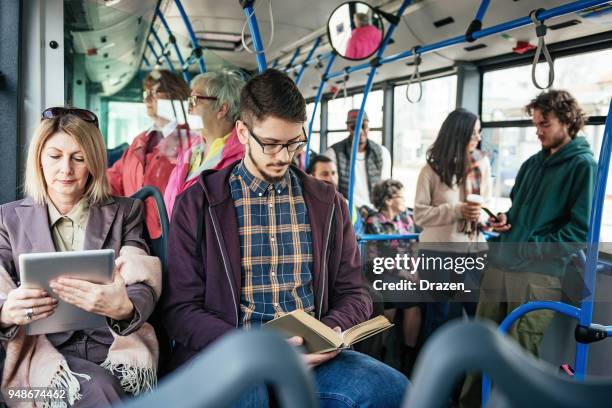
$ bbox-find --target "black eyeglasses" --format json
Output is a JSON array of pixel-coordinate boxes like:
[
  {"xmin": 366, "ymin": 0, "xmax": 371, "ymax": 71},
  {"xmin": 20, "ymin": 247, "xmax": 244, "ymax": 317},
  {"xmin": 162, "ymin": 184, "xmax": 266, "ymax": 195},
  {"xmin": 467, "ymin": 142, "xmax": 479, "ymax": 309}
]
[
  {"xmin": 247, "ymin": 125, "xmax": 308, "ymax": 155},
  {"xmin": 189, "ymin": 94, "xmax": 218, "ymax": 107},
  {"xmin": 41, "ymin": 107, "xmax": 99, "ymax": 128}
]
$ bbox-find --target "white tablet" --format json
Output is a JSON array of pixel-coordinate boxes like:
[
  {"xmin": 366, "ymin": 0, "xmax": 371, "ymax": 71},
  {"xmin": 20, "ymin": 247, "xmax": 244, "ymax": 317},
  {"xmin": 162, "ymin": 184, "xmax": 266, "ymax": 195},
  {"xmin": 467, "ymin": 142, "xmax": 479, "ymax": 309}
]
[{"xmin": 19, "ymin": 249, "xmax": 115, "ymax": 335}]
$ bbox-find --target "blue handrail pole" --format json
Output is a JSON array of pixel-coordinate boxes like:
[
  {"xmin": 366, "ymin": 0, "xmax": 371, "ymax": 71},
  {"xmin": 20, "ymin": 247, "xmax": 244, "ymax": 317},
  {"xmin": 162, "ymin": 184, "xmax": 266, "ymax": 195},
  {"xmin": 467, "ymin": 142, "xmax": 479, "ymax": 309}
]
[
  {"xmin": 357, "ymin": 233, "xmax": 420, "ymax": 242},
  {"xmin": 346, "ymin": 0, "xmax": 413, "ymax": 219},
  {"xmin": 147, "ymin": 42, "xmax": 161, "ymax": 66},
  {"xmin": 482, "ymin": 301, "xmax": 583, "ymax": 406},
  {"xmin": 174, "ymin": 0, "xmax": 206, "ymax": 73},
  {"xmin": 156, "ymin": 9, "xmax": 190, "ymax": 82},
  {"xmin": 575, "ymin": 98, "xmax": 612, "ymax": 377},
  {"xmin": 295, "ymin": 37, "xmax": 322, "ymax": 85},
  {"xmin": 151, "ymin": 29, "xmax": 176, "ymax": 71},
  {"xmin": 143, "ymin": 55, "xmax": 152, "ymax": 69},
  {"xmin": 304, "ymin": 53, "xmax": 337, "ymax": 168},
  {"xmin": 243, "ymin": 5, "xmax": 268, "ymax": 72},
  {"xmin": 287, "ymin": 52, "xmax": 333, "ymax": 74},
  {"xmin": 326, "ymin": 0, "xmax": 610, "ymax": 80},
  {"xmin": 475, "ymin": 0, "xmax": 491, "ymax": 22},
  {"xmin": 285, "ymin": 47, "xmax": 302, "ymax": 72}
]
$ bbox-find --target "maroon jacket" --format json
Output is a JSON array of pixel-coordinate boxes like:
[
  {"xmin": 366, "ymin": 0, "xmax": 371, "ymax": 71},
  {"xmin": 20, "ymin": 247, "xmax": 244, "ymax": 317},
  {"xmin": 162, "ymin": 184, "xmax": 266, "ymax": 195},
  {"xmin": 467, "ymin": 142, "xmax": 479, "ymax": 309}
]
[{"xmin": 163, "ymin": 162, "xmax": 372, "ymax": 369}]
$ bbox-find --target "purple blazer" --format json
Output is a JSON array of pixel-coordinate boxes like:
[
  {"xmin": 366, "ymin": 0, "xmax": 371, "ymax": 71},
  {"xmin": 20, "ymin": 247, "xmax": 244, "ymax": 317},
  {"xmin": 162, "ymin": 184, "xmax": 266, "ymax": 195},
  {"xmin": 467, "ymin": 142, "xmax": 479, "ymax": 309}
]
[
  {"xmin": 163, "ymin": 162, "xmax": 372, "ymax": 369},
  {"xmin": 0, "ymin": 196, "xmax": 156, "ymax": 346}
]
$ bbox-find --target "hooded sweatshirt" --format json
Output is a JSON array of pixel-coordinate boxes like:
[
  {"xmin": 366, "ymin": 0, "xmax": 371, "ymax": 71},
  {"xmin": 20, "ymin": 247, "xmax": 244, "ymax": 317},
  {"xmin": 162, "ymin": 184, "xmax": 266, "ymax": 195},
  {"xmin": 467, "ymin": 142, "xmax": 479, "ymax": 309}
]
[{"xmin": 490, "ymin": 136, "xmax": 597, "ymax": 276}]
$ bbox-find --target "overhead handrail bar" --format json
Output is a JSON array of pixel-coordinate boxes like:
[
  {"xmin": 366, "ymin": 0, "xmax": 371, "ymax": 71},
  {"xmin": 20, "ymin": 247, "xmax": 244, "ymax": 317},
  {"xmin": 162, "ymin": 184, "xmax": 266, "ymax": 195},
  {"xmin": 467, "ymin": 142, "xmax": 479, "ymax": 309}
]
[
  {"xmin": 174, "ymin": 0, "xmax": 206, "ymax": 73},
  {"xmin": 241, "ymin": 0, "xmax": 268, "ymax": 72},
  {"xmin": 147, "ymin": 41, "xmax": 162, "ymax": 66},
  {"xmin": 285, "ymin": 46, "xmax": 302, "ymax": 72},
  {"xmin": 530, "ymin": 9, "xmax": 555, "ymax": 89},
  {"xmin": 304, "ymin": 53, "xmax": 337, "ymax": 167},
  {"xmin": 143, "ymin": 55, "xmax": 152, "ymax": 69},
  {"xmin": 295, "ymin": 38, "xmax": 322, "ymax": 85},
  {"xmin": 325, "ymin": 0, "xmax": 610, "ymax": 81},
  {"xmin": 347, "ymin": 0, "xmax": 413, "ymax": 219},
  {"xmin": 156, "ymin": 9, "xmax": 190, "ymax": 82},
  {"xmin": 151, "ymin": 28, "xmax": 176, "ymax": 71},
  {"xmin": 286, "ymin": 52, "xmax": 333, "ymax": 75}
]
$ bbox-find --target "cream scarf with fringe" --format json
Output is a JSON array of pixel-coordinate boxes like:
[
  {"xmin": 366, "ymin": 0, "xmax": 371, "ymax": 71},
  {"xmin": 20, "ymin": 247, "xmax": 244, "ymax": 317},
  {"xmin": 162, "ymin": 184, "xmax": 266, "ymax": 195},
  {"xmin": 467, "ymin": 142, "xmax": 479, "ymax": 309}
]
[{"xmin": 0, "ymin": 246, "xmax": 161, "ymax": 407}]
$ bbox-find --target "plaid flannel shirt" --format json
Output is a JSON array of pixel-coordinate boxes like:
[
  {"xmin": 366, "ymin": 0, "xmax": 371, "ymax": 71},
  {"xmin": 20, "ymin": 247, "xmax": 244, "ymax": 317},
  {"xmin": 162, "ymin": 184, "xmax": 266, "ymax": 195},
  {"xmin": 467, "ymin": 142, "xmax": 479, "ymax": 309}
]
[{"xmin": 230, "ymin": 162, "xmax": 315, "ymax": 329}]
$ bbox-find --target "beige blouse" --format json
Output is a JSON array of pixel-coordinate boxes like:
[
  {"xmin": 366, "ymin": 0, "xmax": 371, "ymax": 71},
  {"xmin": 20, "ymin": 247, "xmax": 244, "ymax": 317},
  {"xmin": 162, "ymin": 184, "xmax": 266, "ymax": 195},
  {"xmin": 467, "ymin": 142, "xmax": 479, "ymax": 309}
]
[
  {"xmin": 414, "ymin": 156, "xmax": 491, "ymax": 249},
  {"xmin": 47, "ymin": 199, "xmax": 89, "ymax": 252}
]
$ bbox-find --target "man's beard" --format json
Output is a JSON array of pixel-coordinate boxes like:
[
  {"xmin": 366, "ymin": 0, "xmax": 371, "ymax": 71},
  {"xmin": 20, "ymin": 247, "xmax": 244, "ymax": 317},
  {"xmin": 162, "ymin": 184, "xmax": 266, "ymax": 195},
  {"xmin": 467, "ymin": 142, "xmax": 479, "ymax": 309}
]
[{"xmin": 247, "ymin": 148, "xmax": 290, "ymax": 183}]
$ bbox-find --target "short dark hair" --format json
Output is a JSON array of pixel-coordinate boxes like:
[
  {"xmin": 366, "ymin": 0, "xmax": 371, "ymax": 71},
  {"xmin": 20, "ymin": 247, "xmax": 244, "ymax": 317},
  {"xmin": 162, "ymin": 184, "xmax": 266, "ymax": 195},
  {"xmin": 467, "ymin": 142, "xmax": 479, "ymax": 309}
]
[
  {"xmin": 239, "ymin": 69, "xmax": 306, "ymax": 125},
  {"xmin": 525, "ymin": 89, "xmax": 586, "ymax": 138},
  {"xmin": 306, "ymin": 155, "xmax": 333, "ymax": 175},
  {"xmin": 372, "ymin": 179, "xmax": 404, "ymax": 212}
]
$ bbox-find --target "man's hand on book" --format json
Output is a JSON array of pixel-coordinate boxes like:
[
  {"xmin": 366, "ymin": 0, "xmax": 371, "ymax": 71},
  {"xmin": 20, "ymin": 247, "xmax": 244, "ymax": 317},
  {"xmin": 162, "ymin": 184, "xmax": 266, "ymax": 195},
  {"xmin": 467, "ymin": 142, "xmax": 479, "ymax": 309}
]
[{"xmin": 287, "ymin": 326, "xmax": 342, "ymax": 368}]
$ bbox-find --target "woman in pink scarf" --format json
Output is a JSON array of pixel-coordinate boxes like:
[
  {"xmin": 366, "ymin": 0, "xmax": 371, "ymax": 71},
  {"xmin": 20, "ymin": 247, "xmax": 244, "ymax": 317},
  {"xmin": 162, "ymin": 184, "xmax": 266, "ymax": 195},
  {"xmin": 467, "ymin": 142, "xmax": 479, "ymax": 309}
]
[{"xmin": 164, "ymin": 71, "xmax": 246, "ymax": 217}]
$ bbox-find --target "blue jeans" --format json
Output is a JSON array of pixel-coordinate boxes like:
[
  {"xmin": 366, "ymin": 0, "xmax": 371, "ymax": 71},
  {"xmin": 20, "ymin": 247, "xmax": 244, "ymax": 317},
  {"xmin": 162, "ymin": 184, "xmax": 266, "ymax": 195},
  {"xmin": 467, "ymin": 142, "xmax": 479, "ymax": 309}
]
[{"xmin": 235, "ymin": 350, "xmax": 409, "ymax": 407}]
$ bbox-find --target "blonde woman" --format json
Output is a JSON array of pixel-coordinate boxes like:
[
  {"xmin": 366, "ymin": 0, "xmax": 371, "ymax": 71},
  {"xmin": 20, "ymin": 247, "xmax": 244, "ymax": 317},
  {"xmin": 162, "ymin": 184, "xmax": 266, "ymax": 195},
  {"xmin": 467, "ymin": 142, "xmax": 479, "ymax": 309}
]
[{"xmin": 0, "ymin": 108, "xmax": 161, "ymax": 406}]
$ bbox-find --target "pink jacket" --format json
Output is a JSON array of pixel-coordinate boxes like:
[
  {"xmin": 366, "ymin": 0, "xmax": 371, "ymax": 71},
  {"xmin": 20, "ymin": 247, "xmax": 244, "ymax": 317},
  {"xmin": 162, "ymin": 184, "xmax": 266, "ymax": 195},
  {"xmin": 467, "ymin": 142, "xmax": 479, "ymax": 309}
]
[
  {"xmin": 345, "ymin": 25, "xmax": 383, "ymax": 59},
  {"xmin": 164, "ymin": 128, "xmax": 244, "ymax": 217}
]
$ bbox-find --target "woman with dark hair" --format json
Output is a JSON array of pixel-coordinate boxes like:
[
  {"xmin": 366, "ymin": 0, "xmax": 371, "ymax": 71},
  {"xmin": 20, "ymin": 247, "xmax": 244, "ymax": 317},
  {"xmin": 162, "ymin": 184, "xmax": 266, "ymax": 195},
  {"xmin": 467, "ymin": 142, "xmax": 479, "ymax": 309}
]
[
  {"xmin": 414, "ymin": 108, "xmax": 491, "ymax": 340},
  {"xmin": 365, "ymin": 179, "xmax": 420, "ymax": 375}
]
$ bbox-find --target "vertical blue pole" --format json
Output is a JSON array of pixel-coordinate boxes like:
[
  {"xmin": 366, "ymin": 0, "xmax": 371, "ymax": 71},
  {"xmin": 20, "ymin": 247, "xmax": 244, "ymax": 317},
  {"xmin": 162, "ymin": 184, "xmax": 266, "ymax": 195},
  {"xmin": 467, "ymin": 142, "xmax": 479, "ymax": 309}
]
[
  {"xmin": 295, "ymin": 37, "xmax": 321, "ymax": 85},
  {"xmin": 305, "ymin": 53, "xmax": 337, "ymax": 168},
  {"xmin": 475, "ymin": 0, "xmax": 491, "ymax": 21},
  {"xmin": 574, "ymin": 98, "xmax": 612, "ymax": 377},
  {"xmin": 156, "ymin": 9, "xmax": 190, "ymax": 82},
  {"xmin": 174, "ymin": 0, "xmax": 206, "ymax": 73},
  {"xmin": 347, "ymin": 0, "xmax": 413, "ymax": 218},
  {"xmin": 151, "ymin": 29, "xmax": 176, "ymax": 71},
  {"xmin": 243, "ymin": 6, "xmax": 268, "ymax": 72}
]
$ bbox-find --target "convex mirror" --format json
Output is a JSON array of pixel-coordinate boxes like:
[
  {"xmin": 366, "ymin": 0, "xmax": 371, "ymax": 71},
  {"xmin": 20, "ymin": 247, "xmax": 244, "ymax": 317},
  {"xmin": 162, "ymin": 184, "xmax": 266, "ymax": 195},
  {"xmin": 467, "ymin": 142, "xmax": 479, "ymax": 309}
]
[{"xmin": 327, "ymin": 1, "xmax": 384, "ymax": 61}]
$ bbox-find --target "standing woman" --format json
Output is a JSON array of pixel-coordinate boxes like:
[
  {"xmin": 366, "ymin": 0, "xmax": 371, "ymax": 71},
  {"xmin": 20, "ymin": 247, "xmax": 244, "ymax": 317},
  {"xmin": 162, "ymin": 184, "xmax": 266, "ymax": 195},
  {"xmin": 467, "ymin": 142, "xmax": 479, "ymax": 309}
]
[
  {"xmin": 0, "ymin": 109, "xmax": 161, "ymax": 406},
  {"xmin": 414, "ymin": 108, "xmax": 491, "ymax": 340}
]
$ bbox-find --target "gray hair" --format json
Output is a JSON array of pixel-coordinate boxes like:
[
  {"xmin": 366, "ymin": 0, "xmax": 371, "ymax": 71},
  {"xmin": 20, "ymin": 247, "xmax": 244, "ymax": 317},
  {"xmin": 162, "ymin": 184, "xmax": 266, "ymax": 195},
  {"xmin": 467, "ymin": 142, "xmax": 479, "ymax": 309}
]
[{"xmin": 191, "ymin": 70, "xmax": 245, "ymax": 123}]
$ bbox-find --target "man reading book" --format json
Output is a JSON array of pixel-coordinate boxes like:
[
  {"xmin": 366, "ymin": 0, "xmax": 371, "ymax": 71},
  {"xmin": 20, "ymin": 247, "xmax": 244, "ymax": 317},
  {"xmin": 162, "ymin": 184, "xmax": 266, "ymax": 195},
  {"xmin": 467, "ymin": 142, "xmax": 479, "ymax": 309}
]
[{"xmin": 163, "ymin": 69, "xmax": 408, "ymax": 407}]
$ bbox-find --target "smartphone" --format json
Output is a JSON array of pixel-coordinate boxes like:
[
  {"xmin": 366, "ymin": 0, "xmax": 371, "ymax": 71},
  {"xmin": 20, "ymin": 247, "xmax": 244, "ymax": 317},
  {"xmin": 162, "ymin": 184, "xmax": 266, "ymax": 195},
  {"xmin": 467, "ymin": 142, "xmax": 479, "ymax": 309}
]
[{"xmin": 482, "ymin": 207, "xmax": 499, "ymax": 222}]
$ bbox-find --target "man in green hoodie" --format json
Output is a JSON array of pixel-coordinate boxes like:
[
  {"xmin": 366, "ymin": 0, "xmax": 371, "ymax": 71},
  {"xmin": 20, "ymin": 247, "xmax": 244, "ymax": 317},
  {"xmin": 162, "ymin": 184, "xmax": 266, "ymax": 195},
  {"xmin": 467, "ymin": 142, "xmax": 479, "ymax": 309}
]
[{"xmin": 460, "ymin": 90, "xmax": 596, "ymax": 407}]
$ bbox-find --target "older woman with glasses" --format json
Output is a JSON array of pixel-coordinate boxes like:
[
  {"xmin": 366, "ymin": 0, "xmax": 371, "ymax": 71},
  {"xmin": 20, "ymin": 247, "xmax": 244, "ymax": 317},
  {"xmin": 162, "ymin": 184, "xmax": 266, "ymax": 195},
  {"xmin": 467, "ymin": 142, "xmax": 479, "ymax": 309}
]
[
  {"xmin": 107, "ymin": 69, "xmax": 196, "ymax": 239},
  {"xmin": 364, "ymin": 179, "xmax": 421, "ymax": 375},
  {"xmin": 0, "ymin": 108, "xmax": 161, "ymax": 406},
  {"xmin": 164, "ymin": 70, "xmax": 246, "ymax": 217}
]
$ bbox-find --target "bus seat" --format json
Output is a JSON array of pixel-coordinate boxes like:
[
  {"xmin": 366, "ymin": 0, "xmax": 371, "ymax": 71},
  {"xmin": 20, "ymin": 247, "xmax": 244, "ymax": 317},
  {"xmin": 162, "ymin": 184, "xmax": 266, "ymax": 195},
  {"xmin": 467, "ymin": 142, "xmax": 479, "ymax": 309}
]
[
  {"xmin": 403, "ymin": 320, "xmax": 612, "ymax": 408},
  {"xmin": 107, "ymin": 142, "xmax": 128, "ymax": 167},
  {"xmin": 130, "ymin": 186, "xmax": 171, "ymax": 377},
  {"xmin": 124, "ymin": 330, "xmax": 317, "ymax": 408}
]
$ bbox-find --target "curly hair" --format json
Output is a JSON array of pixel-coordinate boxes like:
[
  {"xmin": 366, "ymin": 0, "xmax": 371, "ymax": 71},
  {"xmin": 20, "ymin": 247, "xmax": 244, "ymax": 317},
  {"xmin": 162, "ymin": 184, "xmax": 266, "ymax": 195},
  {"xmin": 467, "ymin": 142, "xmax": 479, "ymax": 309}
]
[
  {"xmin": 372, "ymin": 179, "xmax": 404, "ymax": 212},
  {"xmin": 525, "ymin": 90, "xmax": 586, "ymax": 138}
]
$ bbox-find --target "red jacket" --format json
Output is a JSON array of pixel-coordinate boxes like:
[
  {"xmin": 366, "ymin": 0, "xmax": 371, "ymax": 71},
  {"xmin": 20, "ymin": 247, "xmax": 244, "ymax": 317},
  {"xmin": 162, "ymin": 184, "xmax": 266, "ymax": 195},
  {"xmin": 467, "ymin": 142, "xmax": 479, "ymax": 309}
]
[
  {"xmin": 162, "ymin": 163, "xmax": 372, "ymax": 369},
  {"xmin": 107, "ymin": 128, "xmax": 197, "ymax": 238}
]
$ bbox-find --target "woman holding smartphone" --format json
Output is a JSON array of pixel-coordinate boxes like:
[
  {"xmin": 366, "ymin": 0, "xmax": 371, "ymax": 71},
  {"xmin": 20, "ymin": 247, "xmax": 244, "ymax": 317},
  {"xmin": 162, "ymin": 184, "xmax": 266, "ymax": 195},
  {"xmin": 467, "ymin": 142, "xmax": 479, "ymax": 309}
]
[{"xmin": 414, "ymin": 108, "xmax": 492, "ymax": 340}]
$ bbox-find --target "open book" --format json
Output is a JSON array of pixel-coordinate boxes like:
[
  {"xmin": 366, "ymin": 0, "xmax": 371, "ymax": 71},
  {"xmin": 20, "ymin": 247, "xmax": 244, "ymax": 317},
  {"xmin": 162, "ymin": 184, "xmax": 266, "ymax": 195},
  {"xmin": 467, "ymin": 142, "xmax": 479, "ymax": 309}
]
[{"xmin": 264, "ymin": 309, "xmax": 393, "ymax": 354}]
